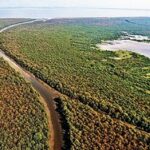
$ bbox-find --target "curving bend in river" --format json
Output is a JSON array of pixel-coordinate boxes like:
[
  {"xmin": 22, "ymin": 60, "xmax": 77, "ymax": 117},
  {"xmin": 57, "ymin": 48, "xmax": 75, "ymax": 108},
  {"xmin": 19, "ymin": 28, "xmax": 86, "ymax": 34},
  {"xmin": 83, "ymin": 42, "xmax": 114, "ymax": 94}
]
[{"xmin": 0, "ymin": 20, "xmax": 63, "ymax": 150}]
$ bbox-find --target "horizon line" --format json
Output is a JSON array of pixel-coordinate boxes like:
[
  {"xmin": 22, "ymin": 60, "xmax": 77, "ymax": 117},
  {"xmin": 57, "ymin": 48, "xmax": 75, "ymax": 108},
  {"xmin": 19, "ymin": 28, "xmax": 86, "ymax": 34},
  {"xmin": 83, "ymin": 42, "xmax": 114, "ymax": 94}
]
[{"xmin": 0, "ymin": 6, "xmax": 150, "ymax": 11}]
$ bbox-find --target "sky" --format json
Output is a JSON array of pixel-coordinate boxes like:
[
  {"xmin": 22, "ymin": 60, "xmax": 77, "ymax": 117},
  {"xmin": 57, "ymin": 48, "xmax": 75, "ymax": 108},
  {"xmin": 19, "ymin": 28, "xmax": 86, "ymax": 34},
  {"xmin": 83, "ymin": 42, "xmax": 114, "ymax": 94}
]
[{"xmin": 0, "ymin": 0, "xmax": 150, "ymax": 9}]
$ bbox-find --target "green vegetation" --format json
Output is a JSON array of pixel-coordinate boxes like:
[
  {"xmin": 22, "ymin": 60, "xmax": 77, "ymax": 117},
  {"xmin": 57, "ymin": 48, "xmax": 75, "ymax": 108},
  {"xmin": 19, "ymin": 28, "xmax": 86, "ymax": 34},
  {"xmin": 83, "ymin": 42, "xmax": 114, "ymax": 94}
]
[
  {"xmin": 144, "ymin": 73, "xmax": 150, "ymax": 79},
  {"xmin": 55, "ymin": 96, "xmax": 150, "ymax": 149},
  {"xmin": 0, "ymin": 18, "xmax": 150, "ymax": 149},
  {"xmin": 0, "ymin": 58, "xmax": 49, "ymax": 149},
  {"xmin": 111, "ymin": 50, "xmax": 132, "ymax": 60}
]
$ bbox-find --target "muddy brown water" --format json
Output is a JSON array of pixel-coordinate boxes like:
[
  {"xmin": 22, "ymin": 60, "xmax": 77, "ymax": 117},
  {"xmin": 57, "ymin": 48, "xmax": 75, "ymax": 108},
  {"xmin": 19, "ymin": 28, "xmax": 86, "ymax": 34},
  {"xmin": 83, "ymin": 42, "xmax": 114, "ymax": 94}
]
[{"xmin": 0, "ymin": 21, "xmax": 62, "ymax": 150}]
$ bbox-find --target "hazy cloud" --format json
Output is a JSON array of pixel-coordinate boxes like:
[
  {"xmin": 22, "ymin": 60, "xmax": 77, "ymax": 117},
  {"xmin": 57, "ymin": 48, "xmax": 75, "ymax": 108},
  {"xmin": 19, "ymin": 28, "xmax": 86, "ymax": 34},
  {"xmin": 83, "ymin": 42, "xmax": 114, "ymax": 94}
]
[{"xmin": 0, "ymin": 0, "xmax": 150, "ymax": 9}]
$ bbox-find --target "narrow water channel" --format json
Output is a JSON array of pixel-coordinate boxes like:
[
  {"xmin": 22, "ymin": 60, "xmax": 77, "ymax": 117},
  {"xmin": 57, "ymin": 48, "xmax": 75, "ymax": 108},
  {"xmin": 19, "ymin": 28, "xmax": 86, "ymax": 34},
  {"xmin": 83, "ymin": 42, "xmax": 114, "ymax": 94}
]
[{"xmin": 0, "ymin": 21, "xmax": 62, "ymax": 150}]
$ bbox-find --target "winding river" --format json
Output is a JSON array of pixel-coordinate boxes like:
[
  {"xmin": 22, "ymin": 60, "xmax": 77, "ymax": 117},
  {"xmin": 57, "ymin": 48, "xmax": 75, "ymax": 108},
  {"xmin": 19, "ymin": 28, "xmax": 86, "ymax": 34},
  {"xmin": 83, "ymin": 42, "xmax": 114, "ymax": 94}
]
[
  {"xmin": 2, "ymin": 19, "xmax": 150, "ymax": 150},
  {"xmin": 0, "ymin": 20, "xmax": 62, "ymax": 150}
]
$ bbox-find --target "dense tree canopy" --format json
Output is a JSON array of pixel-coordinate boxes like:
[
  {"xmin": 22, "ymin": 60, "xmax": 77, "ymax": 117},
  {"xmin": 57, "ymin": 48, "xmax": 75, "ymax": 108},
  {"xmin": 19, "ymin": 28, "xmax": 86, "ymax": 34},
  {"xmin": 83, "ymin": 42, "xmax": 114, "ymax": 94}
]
[
  {"xmin": 0, "ymin": 18, "xmax": 150, "ymax": 149},
  {"xmin": 0, "ymin": 58, "xmax": 49, "ymax": 149}
]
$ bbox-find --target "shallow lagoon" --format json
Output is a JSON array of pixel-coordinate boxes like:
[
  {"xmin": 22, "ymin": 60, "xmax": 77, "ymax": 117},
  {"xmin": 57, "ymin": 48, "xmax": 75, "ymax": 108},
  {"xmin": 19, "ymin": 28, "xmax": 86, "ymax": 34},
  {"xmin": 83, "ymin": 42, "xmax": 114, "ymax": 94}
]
[{"xmin": 98, "ymin": 35, "xmax": 150, "ymax": 58}]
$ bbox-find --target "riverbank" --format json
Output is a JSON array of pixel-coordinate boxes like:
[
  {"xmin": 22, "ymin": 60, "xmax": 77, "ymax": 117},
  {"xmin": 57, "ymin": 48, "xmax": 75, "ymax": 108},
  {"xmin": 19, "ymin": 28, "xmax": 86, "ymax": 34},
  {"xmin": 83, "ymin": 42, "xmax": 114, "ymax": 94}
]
[
  {"xmin": 0, "ymin": 20, "xmax": 63, "ymax": 150},
  {"xmin": 0, "ymin": 49, "xmax": 63, "ymax": 150}
]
